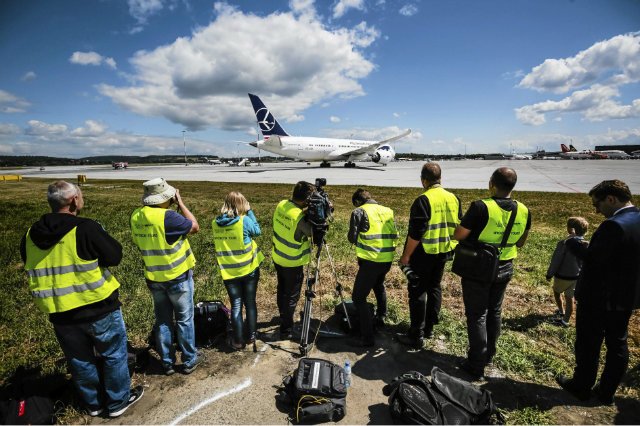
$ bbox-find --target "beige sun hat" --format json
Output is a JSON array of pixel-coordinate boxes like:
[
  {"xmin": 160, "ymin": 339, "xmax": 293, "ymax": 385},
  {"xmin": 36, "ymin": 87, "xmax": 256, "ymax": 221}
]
[{"xmin": 142, "ymin": 178, "xmax": 176, "ymax": 206}]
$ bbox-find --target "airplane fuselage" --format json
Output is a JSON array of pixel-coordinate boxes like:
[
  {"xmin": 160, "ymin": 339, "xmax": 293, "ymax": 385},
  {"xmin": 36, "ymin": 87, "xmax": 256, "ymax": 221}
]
[{"xmin": 253, "ymin": 136, "xmax": 379, "ymax": 162}]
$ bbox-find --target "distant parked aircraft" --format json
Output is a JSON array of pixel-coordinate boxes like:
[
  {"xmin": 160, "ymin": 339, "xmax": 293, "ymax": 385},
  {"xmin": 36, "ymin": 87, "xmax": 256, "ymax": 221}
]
[
  {"xmin": 228, "ymin": 158, "xmax": 249, "ymax": 167},
  {"xmin": 247, "ymin": 93, "xmax": 411, "ymax": 168},
  {"xmin": 112, "ymin": 161, "xmax": 128, "ymax": 169},
  {"xmin": 200, "ymin": 157, "xmax": 222, "ymax": 164},
  {"xmin": 560, "ymin": 144, "xmax": 606, "ymax": 159}
]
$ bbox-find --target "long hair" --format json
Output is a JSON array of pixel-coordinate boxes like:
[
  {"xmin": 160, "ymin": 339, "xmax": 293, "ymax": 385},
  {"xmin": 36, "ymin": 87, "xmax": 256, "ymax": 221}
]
[{"xmin": 220, "ymin": 191, "xmax": 250, "ymax": 217}]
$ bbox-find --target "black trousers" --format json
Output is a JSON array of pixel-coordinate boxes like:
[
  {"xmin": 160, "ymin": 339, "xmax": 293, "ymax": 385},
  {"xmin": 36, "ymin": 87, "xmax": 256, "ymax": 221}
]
[
  {"xmin": 408, "ymin": 254, "xmax": 447, "ymax": 339},
  {"xmin": 274, "ymin": 263, "xmax": 305, "ymax": 331},
  {"xmin": 352, "ymin": 258, "xmax": 391, "ymax": 340},
  {"xmin": 461, "ymin": 276, "xmax": 510, "ymax": 371},
  {"xmin": 572, "ymin": 302, "xmax": 632, "ymax": 399}
]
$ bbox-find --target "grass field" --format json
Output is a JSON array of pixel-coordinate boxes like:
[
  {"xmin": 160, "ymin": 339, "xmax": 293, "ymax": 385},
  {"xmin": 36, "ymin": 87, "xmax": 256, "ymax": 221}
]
[{"xmin": 1, "ymin": 178, "xmax": 638, "ymax": 424}]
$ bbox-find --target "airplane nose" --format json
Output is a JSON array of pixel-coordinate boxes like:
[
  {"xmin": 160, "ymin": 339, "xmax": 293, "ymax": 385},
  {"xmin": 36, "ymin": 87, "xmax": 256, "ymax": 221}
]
[{"xmin": 249, "ymin": 142, "xmax": 257, "ymax": 148}]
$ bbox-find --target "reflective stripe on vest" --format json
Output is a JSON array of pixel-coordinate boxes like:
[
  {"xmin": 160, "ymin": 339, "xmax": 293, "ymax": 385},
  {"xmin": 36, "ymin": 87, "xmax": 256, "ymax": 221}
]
[
  {"xmin": 24, "ymin": 227, "xmax": 120, "ymax": 314},
  {"xmin": 130, "ymin": 206, "xmax": 196, "ymax": 281},
  {"xmin": 212, "ymin": 216, "xmax": 264, "ymax": 280},
  {"xmin": 271, "ymin": 200, "xmax": 311, "ymax": 267},
  {"xmin": 355, "ymin": 203, "xmax": 398, "ymax": 262},
  {"xmin": 420, "ymin": 186, "xmax": 460, "ymax": 254},
  {"xmin": 478, "ymin": 199, "xmax": 529, "ymax": 260}
]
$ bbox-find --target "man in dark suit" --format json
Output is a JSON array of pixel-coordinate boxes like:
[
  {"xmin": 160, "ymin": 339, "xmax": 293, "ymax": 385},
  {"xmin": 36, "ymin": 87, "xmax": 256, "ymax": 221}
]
[{"xmin": 557, "ymin": 179, "xmax": 640, "ymax": 405}]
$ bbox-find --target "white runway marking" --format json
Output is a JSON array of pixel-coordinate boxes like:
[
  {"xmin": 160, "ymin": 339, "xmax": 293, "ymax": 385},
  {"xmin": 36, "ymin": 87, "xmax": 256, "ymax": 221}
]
[
  {"xmin": 169, "ymin": 378, "xmax": 252, "ymax": 425},
  {"xmin": 251, "ymin": 344, "xmax": 268, "ymax": 368}
]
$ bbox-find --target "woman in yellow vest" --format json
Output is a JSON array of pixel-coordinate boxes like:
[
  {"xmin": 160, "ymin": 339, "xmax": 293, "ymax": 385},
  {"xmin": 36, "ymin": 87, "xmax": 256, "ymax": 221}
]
[{"xmin": 212, "ymin": 192, "xmax": 264, "ymax": 350}]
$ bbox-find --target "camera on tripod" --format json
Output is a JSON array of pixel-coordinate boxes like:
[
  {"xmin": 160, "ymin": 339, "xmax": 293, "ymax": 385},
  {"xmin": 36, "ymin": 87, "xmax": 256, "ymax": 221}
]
[{"xmin": 306, "ymin": 178, "xmax": 333, "ymax": 245}]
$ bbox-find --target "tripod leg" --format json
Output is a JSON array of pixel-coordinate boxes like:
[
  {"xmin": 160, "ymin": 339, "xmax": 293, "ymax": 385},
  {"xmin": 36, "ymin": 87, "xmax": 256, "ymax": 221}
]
[
  {"xmin": 299, "ymin": 246, "xmax": 322, "ymax": 356},
  {"xmin": 323, "ymin": 244, "xmax": 352, "ymax": 331}
]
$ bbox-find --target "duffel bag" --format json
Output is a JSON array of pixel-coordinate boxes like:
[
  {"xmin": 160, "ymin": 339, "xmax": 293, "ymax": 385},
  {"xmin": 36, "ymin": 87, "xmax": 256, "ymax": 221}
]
[{"xmin": 194, "ymin": 300, "xmax": 230, "ymax": 347}]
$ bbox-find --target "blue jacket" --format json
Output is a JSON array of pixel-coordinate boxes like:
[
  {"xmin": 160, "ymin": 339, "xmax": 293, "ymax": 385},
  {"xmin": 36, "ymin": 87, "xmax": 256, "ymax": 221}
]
[{"xmin": 215, "ymin": 210, "xmax": 261, "ymax": 245}]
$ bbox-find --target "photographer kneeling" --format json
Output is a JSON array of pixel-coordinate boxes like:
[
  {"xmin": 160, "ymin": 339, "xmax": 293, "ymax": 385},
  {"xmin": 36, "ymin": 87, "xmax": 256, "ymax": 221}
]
[
  {"xmin": 272, "ymin": 181, "xmax": 314, "ymax": 340},
  {"xmin": 348, "ymin": 189, "xmax": 399, "ymax": 347}
]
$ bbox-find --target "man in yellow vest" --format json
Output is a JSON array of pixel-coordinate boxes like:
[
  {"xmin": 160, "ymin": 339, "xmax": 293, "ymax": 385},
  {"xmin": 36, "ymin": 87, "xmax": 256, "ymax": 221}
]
[
  {"xmin": 454, "ymin": 167, "xmax": 531, "ymax": 379},
  {"xmin": 21, "ymin": 181, "xmax": 143, "ymax": 418},
  {"xmin": 272, "ymin": 181, "xmax": 314, "ymax": 340},
  {"xmin": 348, "ymin": 188, "xmax": 398, "ymax": 347},
  {"xmin": 131, "ymin": 178, "xmax": 201, "ymax": 376},
  {"xmin": 398, "ymin": 163, "xmax": 461, "ymax": 349}
]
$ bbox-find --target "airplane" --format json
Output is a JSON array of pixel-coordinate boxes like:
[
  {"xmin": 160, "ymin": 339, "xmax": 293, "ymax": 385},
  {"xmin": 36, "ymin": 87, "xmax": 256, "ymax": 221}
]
[
  {"xmin": 200, "ymin": 157, "xmax": 222, "ymax": 164},
  {"xmin": 247, "ymin": 93, "xmax": 411, "ymax": 168},
  {"xmin": 593, "ymin": 148, "xmax": 630, "ymax": 159},
  {"xmin": 112, "ymin": 161, "xmax": 128, "ymax": 169},
  {"xmin": 559, "ymin": 144, "xmax": 606, "ymax": 159},
  {"xmin": 228, "ymin": 158, "xmax": 250, "ymax": 167}
]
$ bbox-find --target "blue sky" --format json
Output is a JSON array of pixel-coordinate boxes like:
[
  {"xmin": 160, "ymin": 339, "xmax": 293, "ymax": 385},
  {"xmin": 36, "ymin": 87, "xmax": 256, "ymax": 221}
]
[{"xmin": 1, "ymin": 0, "xmax": 639, "ymax": 158}]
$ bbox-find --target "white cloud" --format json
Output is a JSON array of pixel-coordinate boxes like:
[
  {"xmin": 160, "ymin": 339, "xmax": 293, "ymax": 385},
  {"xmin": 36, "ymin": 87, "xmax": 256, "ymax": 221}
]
[
  {"xmin": 70, "ymin": 51, "xmax": 117, "ymax": 69},
  {"xmin": 98, "ymin": 3, "xmax": 379, "ymax": 131},
  {"xmin": 330, "ymin": 116, "xmax": 341, "ymax": 123},
  {"xmin": 399, "ymin": 4, "xmax": 418, "ymax": 16},
  {"xmin": 71, "ymin": 120, "xmax": 108, "ymax": 137},
  {"xmin": 0, "ymin": 90, "xmax": 30, "ymax": 113},
  {"xmin": 515, "ymin": 84, "xmax": 640, "ymax": 125},
  {"xmin": 392, "ymin": 112, "xmax": 400, "ymax": 118},
  {"xmin": 21, "ymin": 71, "xmax": 37, "ymax": 82},
  {"xmin": 128, "ymin": 0, "xmax": 165, "ymax": 26},
  {"xmin": 516, "ymin": 32, "xmax": 640, "ymax": 125},
  {"xmin": 25, "ymin": 120, "xmax": 68, "ymax": 138},
  {"xmin": 325, "ymin": 125, "xmax": 419, "ymax": 142},
  {"xmin": 0, "ymin": 123, "xmax": 21, "ymax": 135},
  {"xmin": 289, "ymin": 0, "xmax": 316, "ymax": 17},
  {"xmin": 333, "ymin": 0, "xmax": 365, "ymax": 19}
]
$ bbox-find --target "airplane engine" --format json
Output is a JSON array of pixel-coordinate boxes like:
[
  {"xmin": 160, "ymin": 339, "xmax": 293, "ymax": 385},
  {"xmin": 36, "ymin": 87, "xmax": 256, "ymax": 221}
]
[{"xmin": 371, "ymin": 145, "xmax": 395, "ymax": 165}]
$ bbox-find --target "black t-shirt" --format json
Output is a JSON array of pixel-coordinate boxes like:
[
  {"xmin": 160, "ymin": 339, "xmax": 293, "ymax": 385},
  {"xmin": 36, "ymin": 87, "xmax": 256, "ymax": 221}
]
[{"xmin": 459, "ymin": 197, "xmax": 532, "ymax": 242}]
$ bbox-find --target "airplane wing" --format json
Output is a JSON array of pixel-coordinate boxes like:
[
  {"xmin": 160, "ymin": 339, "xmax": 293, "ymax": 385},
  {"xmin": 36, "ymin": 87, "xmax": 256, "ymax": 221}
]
[{"xmin": 340, "ymin": 129, "xmax": 411, "ymax": 156}]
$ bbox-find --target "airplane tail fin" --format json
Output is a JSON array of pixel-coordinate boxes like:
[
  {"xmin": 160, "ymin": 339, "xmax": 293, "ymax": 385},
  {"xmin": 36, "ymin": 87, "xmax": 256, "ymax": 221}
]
[
  {"xmin": 248, "ymin": 93, "xmax": 289, "ymax": 137},
  {"xmin": 569, "ymin": 144, "xmax": 577, "ymax": 152},
  {"xmin": 560, "ymin": 144, "xmax": 570, "ymax": 153}
]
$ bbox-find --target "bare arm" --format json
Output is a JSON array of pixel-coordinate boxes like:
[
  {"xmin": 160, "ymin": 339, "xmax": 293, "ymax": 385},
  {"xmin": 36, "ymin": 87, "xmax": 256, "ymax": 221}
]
[
  {"xmin": 174, "ymin": 189, "xmax": 199, "ymax": 234},
  {"xmin": 516, "ymin": 229, "xmax": 529, "ymax": 247},
  {"xmin": 399, "ymin": 236, "xmax": 420, "ymax": 265},
  {"xmin": 453, "ymin": 225, "xmax": 471, "ymax": 241}
]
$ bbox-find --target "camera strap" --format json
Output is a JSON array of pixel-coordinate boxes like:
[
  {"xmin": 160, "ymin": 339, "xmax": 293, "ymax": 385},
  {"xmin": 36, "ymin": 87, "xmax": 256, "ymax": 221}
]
[{"xmin": 498, "ymin": 201, "xmax": 518, "ymax": 253}]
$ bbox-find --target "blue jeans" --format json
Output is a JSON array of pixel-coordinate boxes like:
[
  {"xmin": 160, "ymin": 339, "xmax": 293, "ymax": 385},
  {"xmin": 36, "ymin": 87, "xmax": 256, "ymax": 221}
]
[
  {"xmin": 224, "ymin": 268, "xmax": 260, "ymax": 345},
  {"xmin": 53, "ymin": 309, "xmax": 131, "ymax": 413},
  {"xmin": 148, "ymin": 274, "xmax": 197, "ymax": 369}
]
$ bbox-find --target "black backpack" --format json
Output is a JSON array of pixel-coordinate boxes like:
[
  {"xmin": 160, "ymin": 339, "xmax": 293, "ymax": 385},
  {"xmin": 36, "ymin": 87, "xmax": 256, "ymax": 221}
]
[
  {"xmin": 280, "ymin": 358, "xmax": 347, "ymax": 424},
  {"xmin": 194, "ymin": 300, "xmax": 230, "ymax": 347},
  {"xmin": 383, "ymin": 367, "xmax": 505, "ymax": 425}
]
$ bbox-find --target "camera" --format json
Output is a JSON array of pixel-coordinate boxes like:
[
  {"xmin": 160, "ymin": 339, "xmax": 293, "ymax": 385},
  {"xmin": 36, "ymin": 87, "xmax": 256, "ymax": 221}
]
[
  {"xmin": 398, "ymin": 262, "xmax": 420, "ymax": 288},
  {"xmin": 306, "ymin": 178, "xmax": 333, "ymax": 245}
]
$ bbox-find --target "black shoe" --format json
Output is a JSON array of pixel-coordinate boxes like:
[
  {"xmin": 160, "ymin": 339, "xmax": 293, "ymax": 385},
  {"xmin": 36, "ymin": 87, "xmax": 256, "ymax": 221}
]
[
  {"xmin": 163, "ymin": 365, "xmax": 176, "ymax": 376},
  {"xmin": 279, "ymin": 328, "xmax": 293, "ymax": 341},
  {"xmin": 555, "ymin": 375, "xmax": 591, "ymax": 401},
  {"xmin": 458, "ymin": 360, "xmax": 484, "ymax": 380},
  {"xmin": 374, "ymin": 316, "xmax": 386, "ymax": 329},
  {"xmin": 182, "ymin": 353, "xmax": 204, "ymax": 374},
  {"xmin": 396, "ymin": 334, "xmax": 424, "ymax": 350},
  {"xmin": 424, "ymin": 326, "xmax": 434, "ymax": 339},
  {"xmin": 593, "ymin": 384, "xmax": 615, "ymax": 406},
  {"xmin": 109, "ymin": 386, "xmax": 144, "ymax": 418}
]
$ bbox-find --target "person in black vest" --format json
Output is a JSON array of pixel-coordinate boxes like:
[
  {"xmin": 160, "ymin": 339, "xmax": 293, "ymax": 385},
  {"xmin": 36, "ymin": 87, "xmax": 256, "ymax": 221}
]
[{"xmin": 556, "ymin": 179, "xmax": 640, "ymax": 405}]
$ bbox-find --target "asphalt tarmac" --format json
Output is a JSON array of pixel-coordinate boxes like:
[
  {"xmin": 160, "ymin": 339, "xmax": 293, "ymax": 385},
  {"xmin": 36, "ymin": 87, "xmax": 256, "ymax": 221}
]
[{"xmin": 7, "ymin": 159, "xmax": 640, "ymax": 194}]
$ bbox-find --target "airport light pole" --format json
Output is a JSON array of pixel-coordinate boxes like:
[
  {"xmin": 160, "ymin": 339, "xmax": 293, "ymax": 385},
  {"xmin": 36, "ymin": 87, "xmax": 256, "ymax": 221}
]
[{"xmin": 182, "ymin": 130, "xmax": 187, "ymax": 166}]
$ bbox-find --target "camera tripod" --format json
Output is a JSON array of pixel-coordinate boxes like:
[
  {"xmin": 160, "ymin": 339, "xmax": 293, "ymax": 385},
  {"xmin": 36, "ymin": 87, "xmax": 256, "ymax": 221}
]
[{"xmin": 299, "ymin": 238, "xmax": 352, "ymax": 356}]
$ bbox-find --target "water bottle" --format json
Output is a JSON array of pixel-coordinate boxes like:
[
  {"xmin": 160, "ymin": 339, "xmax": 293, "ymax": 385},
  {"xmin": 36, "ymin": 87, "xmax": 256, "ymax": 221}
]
[{"xmin": 344, "ymin": 360, "xmax": 351, "ymax": 388}]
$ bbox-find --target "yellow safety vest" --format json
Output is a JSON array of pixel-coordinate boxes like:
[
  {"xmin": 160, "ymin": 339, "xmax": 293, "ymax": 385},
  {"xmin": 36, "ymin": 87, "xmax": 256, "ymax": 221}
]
[
  {"xmin": 212, "ymin": 216, "xmax": 264, "ymax": 280},
  {"xmin": 420, "ymin": 186, "xmax": 460, "ymax": 254},
  {"xmin": 272, "ymin": 200, "xmax": 311, "ymax": 267},
  {"xmin": 130, "ymin": 206, "xmax": 196, "ymax": 281},
  {"xmin": 355, "ymin": 203, "xmax": 398, "ymax": 262},
  {"xmin": 24, "ymin": 227, "xmax": 120, "ymax": 314},
  {"xmin": 478, "ymin": 199, "xmax": 529, "ymax": 260}
]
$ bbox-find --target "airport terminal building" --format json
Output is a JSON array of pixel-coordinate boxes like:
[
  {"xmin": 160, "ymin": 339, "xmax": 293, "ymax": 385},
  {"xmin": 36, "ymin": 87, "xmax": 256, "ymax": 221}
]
[{"xmin": 595, "ymin": 144, "xmax": 640, "ymax": 154}]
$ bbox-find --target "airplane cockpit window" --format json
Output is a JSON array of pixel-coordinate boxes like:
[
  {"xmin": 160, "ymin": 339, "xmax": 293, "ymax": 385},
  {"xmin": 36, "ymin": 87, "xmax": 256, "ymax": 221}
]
[{"xmin": 379, "ymin": 146, "xmax": 391, "ymax": 151}]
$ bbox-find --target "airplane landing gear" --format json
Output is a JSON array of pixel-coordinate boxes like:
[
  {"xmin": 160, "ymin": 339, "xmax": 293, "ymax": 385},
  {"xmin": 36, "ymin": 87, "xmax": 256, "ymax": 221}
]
[
  {"xmin": 320, "ymin": 161, "xmax": 331, "ymax": 168},
  {"xmin": 344, "ymin": 162, "xmax": 356, "ymax": 168}
]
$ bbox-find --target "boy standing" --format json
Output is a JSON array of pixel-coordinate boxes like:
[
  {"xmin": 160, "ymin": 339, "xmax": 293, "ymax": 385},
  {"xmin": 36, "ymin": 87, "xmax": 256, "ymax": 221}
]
[{"xmin": 546, "ymin": 217, "xmax": 589, "ymax": 327}]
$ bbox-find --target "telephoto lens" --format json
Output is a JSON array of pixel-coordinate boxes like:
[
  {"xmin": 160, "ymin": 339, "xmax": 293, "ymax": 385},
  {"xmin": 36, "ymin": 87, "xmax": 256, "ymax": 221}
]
[{"xmin": 398, "ymin": 263, "xmax": 420, "ymax": 287}]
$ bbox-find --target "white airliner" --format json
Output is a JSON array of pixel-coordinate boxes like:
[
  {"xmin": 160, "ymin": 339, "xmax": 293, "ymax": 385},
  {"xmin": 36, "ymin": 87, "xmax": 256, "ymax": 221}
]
[
  {"xmin": 560, "ymin": 144, "xmax": 606, "ymax": 159},
  {"xmin": 247, "ymin": 93, "xmax": 411, "ymax": 167}
]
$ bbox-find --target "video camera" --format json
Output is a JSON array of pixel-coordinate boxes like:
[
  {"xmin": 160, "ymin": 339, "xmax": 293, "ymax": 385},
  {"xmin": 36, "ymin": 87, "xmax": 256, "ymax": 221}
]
[{"xmin": 306, "ymin": 178, "xmax": 333, "ymax": 245}]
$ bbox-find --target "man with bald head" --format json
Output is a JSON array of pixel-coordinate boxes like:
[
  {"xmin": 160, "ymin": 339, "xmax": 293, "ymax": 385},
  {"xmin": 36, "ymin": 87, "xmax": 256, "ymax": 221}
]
[
  {"xmin": 398, "ymin": 162, "xmax": 462, "ymax": 349},
  {"xmin": 21, "ymin": 181, "xmax": 143, "ymax": 418},
  {"xmin": 453, "ymin": 167, "xmax": 531, "ymax": 379}
]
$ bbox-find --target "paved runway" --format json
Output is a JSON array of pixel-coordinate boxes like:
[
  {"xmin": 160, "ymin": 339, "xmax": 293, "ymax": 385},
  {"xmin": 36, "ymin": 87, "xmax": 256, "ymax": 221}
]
[{"xmin": 6, "ymin": 159, "xmax": 640, "ymax": 194}]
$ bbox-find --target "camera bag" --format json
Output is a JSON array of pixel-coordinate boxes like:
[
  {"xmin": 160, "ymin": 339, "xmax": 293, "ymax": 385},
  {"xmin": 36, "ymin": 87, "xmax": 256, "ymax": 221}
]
[
  {"xmin": 280, "ymin": 358, "xmax": 347, "ymax": 424},
  {"xmin": 383, "ymin": 367, "xmax": 504, "ymax": 425},
  {"xmin": 451, "ymin": 203, "xmax": 518, "ymax": 282},
  {"xmin": 194, "ymin": 300, "xmax": 230, "ymax": 348}
]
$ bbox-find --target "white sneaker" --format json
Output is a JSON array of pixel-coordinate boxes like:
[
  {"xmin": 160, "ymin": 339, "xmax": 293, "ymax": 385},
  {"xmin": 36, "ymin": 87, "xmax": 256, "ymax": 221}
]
[
  {"xmin": 88, "ymin": 408, "xmax": 103, "ymax": 417},
  {"xmin": 109, "ymin": 386, "xmax": 144, "ymax": 418}
]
